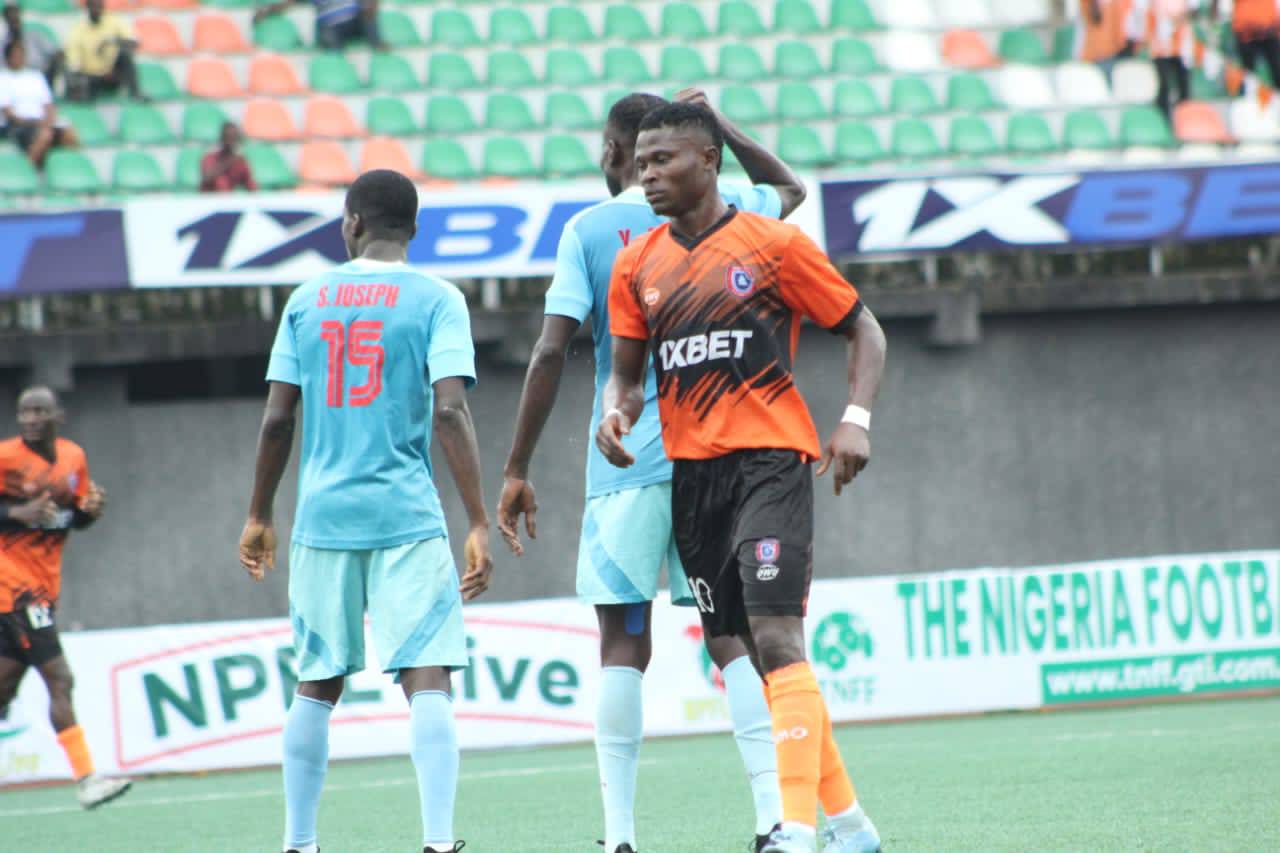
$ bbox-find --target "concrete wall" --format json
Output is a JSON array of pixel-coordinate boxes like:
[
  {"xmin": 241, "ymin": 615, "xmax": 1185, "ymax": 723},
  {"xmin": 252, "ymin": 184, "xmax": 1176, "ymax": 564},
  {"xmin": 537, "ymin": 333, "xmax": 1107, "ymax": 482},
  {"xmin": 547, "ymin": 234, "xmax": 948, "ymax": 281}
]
[{"xmin": 6, "ymin": 302, "xmax": 1276, "ymax": 630}]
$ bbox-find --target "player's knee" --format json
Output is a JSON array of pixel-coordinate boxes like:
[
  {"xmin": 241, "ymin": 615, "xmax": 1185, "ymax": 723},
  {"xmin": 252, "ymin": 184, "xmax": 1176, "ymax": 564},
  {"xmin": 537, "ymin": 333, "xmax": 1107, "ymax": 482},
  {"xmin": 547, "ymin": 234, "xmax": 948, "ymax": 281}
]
[
  {"xmin": 704, "ymin": 633, "xmax": 750, "ymax": 670},
  {"xmin": 44, "ymin": 667, "xmax": 74, "ymax": 700},
  {"xmin": 749, "ymin": 621, "xmax": 805, "ymax": 674},
  {"xmin": 296, "ymin": 676, "xmax": 344, "ymax": 705},
  {"xmin": 600, "ymin": 632, "xmax": 650, "ymax": 671}
]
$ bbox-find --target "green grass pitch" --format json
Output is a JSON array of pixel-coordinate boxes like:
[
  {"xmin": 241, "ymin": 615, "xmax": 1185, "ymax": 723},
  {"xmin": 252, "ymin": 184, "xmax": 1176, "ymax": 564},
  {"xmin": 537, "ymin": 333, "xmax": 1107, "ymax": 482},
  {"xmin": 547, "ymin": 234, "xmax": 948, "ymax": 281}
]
[{"xmin": 4, "ymin": 695, "xmax": 1277, "ymax": 852}]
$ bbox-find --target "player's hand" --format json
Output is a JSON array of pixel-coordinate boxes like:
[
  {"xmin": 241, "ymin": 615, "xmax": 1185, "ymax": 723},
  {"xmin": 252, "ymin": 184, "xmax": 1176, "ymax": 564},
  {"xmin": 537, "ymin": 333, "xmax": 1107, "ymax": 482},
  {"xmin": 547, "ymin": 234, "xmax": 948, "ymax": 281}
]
[
  {"xmin": 11, "ymin": 492, "xmax": 58, "ymax": 528},
  {"xmin": 459, "ymin": 525, "xmax": 494, "ymax": 601},
  {"xmin": 496, "ymin": 477, "xmax": 537, "ymax": 556},
  {"xmin": 80, "ymin": 481, "xmax": 106, "ymax": 519},
  {"xmin": 816, "ymin": 423, "xmax": 870, "ymax": 497},
  {"xmin": 238, "ymin": 518, "xmax": 277, "ymax": 582},
  {"xmin": 595, "ymin": 410, "xmax": 636, "ymax": 469},
  {"xmin": 674, "ymin": 87, "xmax": 711, "ymax": 109}
]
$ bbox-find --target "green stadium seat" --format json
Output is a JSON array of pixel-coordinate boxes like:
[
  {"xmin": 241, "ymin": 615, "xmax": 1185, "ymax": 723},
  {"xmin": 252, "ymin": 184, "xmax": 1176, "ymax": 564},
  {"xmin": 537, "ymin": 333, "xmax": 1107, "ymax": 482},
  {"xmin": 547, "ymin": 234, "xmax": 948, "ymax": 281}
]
[
  {"xmin": 253, "ymin": 15, "xmax": 302, "ymax": 51},
  {"xmin": 774, "ymin": 0, "xmax": 822, "ymax": 34},
  {"xmin": 0, "ymin": 151, "xmax": 39, "ymax": 194},
  {"xmin": 431, "ymin": 9, "xmax": 481, "ymax": 47},
  {"xmin": 890, "ymin": 118, "xmax": 942, "ymax": 160},
  {"xmin": 205, "ymin": 0, "xmax": 255, "ymax": 8},
  {"xmin": 46, "ymin": 150, "xmax": 103, "ymax": 194},
  {"xmin": 428, "ymin": 53, "xmax": 478, "ymax": 89},
  {"xmin": 775, "ymin": 41, "xmax": 823, "ymax": 78},
  {"xmin": 424, "ymin": 96, "xmax": 476, "ymax": 136},
  {"xmin": 604, "ymin": 47, "xmax": 652, "ymax": 84},
  {"xmin": 777, "ymin": 82, "xmax": 827, "ymax": 121},
  {"xmin": 543, "ymin": 135, "xmax": 596, "ymax": 177},
  {"xmin": 484, "ymin": 137, "xmax": 539, "ymax": 178},
  {"xmin": 834, "ymin": 121, "xmax": 886, "ymax": 163},
  {"xmin": 485, "ymin": 93, "xmax": 537, "ymax": 132},
  {"xmin": 833, "ymin": 79, "xmax": 882, "ymax": 118},
  {"xmin": 19, "ymin": 0, "xmax": 75, "ymax": 12},
  {"xmin": 998, "ymin": 29, "xmax": 1049, "ymax": 65},
  {"xmin": 719, "ymin": 44, "xmax": 767, "ymax": 81},
  {"xmin": 60, "ymin": 105, "xmax": 114, "ymax": 146},
  {"xmin": 1006, "ymin": 112, "xmax": 1058, "ymax": 155},
  {"xmin": 244, "ymin": 143, "xmax": 296, "ymax": 190},
  {"xmin": 777, "ymin": 125, "xmax": 829, "ymax": 166},
  {"xmin": 831, "ymin": 38, "xmax": 881, "ymax": 75},
  {"xmin": 831, "ymin": 0, "xmax": 881, "ymax": 30},
  {"xmin": 1052, "ymin": 24, "xmax": 1075, "ymax": 62},
  {"xmin": 370, "ymin": 53, "xmax": 420, "ymax": 91},
  {"xmin": 1191, "ymin": 67, "xmax": 1227, "ymax": 99},
  {"xmin": 183, "ymin": 103, "xmax": 229, "ymax": 144},
  {"xmin": 890, "ymin": 77, "xmax": 940, "ymax": 115},
  {"xmin": 718, "ymin": 1, "xmax": 766, "ymax": 37},
  {"xmin": 661, "ymin": 3, "xmax": 710, "ymax": 39},
  {"xmin": 113, "ymin": 150, "xmax": 168, "ymax": 192},
  {"xmin": 948, "ymin": 116, "xmax": 998, "ymax": 157},
  {"xmin": 1063, "ymin": 110, "xmax": 1114, "ymax": 150},
  {"xmin": 1121, "ymin": 106, "xmax": 1174, "ymax": 147},
  {"xmin": 138, "ymin": 63, "xmax": 181, "ymax": 101},
  {"xmin": 721, "ymin": 85, "xmax": 770, "ymax": 124},
  {"xmin": 120, "ymin": 103, "xmax": 175, "ymax": 145},
  {"xmin": 605, "ymin": 6, "xmax": 653, "ymax": 40},
  {"xmin": 546, "ymin": 6, "xmax": 595, "ymax": 43},
  {"xmin": 661, "ymin": 45, "xmax": 709, "ymax": 82},
  {"xmin": 378, "ymin": 10, "xmax": 423, "ymax": 47},
  {"xmin": 487, "ymin": 50, "xmax": 537, "ymax": 88},
  {"xmin": 946, "ymin": 73, "xmax": 999, "ymax": 111},
  {"xmin": 175, "ymin": 147, "xmax": 202, "ymax": 192},
  {"xmin": 546, "ymin": 92, "xmax": 596, "ymax": 130},
  {"xmin": 368, "ymin": 96, "xmax": 420, "ymax": 136},
  {"xmin": 309, "ymin": 54, "xmax": 363, "ymax": 94},
  {"xmin": 545, "ymin": 49, "xmax": 596, "ymax": 87},
  {"xmin": 489, "ymin": 7, "xmax": 537, "ymax": 45},
  {"xmin": 422, "ymin": 139, "xmax": 476, "ymax": 181}
]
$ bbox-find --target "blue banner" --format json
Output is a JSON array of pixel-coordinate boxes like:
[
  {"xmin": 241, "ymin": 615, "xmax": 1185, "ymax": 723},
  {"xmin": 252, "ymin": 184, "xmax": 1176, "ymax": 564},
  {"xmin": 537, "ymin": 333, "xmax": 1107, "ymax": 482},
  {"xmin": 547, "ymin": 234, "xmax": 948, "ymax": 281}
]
[{"xmin": 0, "ymin": 210, "xmax": 129, "ymax": 296}]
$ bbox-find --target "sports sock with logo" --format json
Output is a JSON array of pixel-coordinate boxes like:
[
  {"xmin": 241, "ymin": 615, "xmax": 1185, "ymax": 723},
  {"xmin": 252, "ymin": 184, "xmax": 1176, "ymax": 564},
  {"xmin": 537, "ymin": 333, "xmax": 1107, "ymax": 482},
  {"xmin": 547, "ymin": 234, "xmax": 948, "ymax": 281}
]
[
  {"xmin": 818, "ymin": 700, "xmax": 858, "ymax": 816},
  {"xmin": 722, "ymin": 655, "xmax": 783, "ymax": 835},
  {"xmin": 56, "ymin": 724, "xmax": 94, "ymax": 780},
  {"xmin": 409, "ymin": 690, "xmax": 459, "ymax": 852},
  {"xmin": 282, "ymin": 694, "xmax": 333, "ymax": 851},
  {"xmin": 765, "ymin": 662, "xmax": 825, "ymax": 830},
  {"xmin": 595, "ymin": 666, "xmax": 644, "ymax": 852}
]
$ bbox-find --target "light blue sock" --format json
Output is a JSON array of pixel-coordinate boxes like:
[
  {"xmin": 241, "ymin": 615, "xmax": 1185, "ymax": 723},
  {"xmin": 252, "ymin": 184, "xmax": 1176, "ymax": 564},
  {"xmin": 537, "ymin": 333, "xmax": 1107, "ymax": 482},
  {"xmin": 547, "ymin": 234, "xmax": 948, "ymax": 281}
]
[
  {"xmin": 282, "ymin": 695, "xmax": 333, "ymax": 850},
  {"xmin": 409, "ymin": 690, "xmax": 459, "ymax": 852},
  {"xmin": 596, "ymin": 666, "xmax": 643, "ymax": 852},
  {"xmin": 722, "ymin": 655, "xmax": 783, "ymax": 836}
]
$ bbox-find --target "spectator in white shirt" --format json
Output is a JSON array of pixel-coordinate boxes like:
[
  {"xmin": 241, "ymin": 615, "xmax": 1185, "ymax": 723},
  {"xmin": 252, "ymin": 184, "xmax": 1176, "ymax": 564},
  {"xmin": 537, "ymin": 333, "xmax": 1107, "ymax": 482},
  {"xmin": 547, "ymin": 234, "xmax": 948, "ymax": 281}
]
[{"xmin": 1, "ymin": 39, "xmax": 77, "ymax": 167}]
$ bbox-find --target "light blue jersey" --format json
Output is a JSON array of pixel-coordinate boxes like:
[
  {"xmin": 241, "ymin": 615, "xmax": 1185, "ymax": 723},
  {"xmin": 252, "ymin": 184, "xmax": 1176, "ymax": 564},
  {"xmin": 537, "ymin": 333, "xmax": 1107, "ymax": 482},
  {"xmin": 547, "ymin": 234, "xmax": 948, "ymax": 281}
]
[
  {"xmin": 267, "ymin": 258, "xmax": 476, "ymax": 550},
  {"xmin": 544, "ymin": 183, "xmax": 783, "ymax": 499}
]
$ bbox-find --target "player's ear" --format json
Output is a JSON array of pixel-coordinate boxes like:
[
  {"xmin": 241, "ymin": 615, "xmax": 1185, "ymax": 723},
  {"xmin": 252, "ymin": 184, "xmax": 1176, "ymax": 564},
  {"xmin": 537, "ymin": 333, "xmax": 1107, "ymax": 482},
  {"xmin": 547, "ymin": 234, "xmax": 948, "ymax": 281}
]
[{"xmin": 602, "ymin": 137, "xmax": 620, "ymax": 168}]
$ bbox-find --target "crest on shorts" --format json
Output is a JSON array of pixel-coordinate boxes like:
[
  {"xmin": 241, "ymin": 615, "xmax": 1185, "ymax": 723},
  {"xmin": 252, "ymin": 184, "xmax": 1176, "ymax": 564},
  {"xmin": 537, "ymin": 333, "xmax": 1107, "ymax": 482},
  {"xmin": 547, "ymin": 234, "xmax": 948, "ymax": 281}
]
[
  {"xmin": 725, "ymin": 266, "xmax": 756, "ymax": 298},
  {"xmin": 756, "ymin": 538, "xmax": 780, "ymax": 563}
]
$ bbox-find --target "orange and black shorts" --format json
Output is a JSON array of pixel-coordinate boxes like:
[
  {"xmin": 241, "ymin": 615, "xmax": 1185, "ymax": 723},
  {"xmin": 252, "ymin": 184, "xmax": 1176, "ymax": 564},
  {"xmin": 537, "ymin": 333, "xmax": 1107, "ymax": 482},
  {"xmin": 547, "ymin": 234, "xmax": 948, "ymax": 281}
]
[{"xmin": 0, "ymin": 600, "xmax": 63, "ymax": 667}]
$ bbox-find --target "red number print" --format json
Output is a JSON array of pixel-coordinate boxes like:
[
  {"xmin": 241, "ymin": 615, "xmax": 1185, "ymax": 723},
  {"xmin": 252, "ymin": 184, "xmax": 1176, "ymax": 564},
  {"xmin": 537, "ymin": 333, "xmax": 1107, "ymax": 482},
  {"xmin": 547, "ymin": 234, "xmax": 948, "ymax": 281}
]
[{"xmin": 320, "ymin": 320, "xmax": 385, "ymax": 407}]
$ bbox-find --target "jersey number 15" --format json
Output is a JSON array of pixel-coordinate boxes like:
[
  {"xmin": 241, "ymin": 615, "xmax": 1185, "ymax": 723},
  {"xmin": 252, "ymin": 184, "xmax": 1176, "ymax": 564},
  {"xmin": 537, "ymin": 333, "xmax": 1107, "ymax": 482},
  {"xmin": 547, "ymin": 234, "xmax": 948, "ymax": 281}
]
[{"xmin": 320, "ymin": 320, "xmax": 384, "ymax": 407}]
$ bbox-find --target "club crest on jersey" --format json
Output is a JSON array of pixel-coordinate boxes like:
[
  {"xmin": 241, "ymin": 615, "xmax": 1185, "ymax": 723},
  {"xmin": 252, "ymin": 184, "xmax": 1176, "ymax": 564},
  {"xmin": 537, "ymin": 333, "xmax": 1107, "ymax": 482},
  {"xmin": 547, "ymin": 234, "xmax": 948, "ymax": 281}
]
[
  {"xmin": 756, "ymin": 538, "xmax": 780, "ymax": 563},
  {"xmin": 725, "ymin": 266, "xmax": 756, "ymax": 298},
  {"xmin": 644, "ymin": 288, "xmax": 661, "ymax": 306}
]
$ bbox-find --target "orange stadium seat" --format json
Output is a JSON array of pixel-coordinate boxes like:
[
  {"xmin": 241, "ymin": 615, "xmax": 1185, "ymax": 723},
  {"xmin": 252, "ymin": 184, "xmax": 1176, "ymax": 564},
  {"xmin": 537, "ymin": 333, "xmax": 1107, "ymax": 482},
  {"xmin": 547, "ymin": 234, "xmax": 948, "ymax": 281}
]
[
  {"xmin": 243, "ymin": 98, "xmax": 301, "ymax": 141},
  {"xmin": 103, "ymin": 0, "xmax": 140, "ymax": 10},
  {"xmin": 193, "ymin": 13, "xmax": 251, "ymax": 54},
  {"xmin": 1173, "ymin": 101, "xmax": 1234, "ymax": 144},
  {"xmin": 299, "ymin": 140, "xmax": 357, "ymax": 186},
  {"xmin": 145, "ymin": 0, "xmax": 199, "ymax": 9},
  {"xmin": 187, "ymin": 57, "xmax": 243, "ymax": 98},
  {"xmin": 135, "ymin": 16, "xmax": 187, "ymax": 55},
  {"xmin": 249, "ymin": 53, "xmax": 306, "ymax": 96},
  {"xmin": 303, "ymin": 95, "xmax": 365, "ymax": 138},
  {"xmin": 942, "ymin": 30, "xmax": 999, "ymax": 69},
  {"xmin": 359, "ymin": 137, "xmax": 422, "ymax": 179}
]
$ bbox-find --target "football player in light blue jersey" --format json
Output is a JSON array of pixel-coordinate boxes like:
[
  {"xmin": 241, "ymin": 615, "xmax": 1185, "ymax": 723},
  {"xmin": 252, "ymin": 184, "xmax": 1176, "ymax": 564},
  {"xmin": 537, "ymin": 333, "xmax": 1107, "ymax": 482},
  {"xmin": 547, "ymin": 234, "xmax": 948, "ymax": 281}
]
[
  {"xmin": 497, "ymin": 89, "xmax": 806, "ymax": 853},
  {"xmin": 239, "ymin": 170, "xmax": 491, "ymax": 853}
]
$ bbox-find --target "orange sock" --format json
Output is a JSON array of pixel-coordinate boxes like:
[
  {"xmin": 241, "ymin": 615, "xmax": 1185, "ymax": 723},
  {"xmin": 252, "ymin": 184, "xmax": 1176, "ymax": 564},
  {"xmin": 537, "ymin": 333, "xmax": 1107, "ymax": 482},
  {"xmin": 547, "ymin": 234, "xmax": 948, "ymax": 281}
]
[
  {"xmin": 56, "ymin": 725, "xmax": 94, "ymax": 780},
  {"xmin": 765, "ymin": 662, "xmax": 824, "ymax": 828},
  {"xmin": 818, "ymin": 701, "xmax": 857, "ymax": 815}
]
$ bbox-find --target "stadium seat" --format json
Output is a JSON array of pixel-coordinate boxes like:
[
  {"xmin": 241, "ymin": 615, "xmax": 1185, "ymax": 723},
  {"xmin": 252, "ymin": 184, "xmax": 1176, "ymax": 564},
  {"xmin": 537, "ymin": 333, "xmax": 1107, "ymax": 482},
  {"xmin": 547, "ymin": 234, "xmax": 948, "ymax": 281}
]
[
  {"xmin": 175, "ymin": 147, "xmax": 202, "ymax": 191},
  {"xmin": 120, "ymin": 102, "xmax": 175, "ymax": 144},
  {"xmin": 999, "ymin": 65, "xmax": 1054, "ymax": 108},
  {"xmin": 299, "ymin": 140, "xmax": 357, "ymax": 186},
  {"xmin": 545, "ymin": 49, "xmax": 596, "ymax": 87},
  {"xmin": 774, "ymin": 0, "xmax": 822, "ymax": 34},
  {"xmin": 192, "ymin": 12, "xmax": 250, "ymax": 53},
  {"xmin": 1052, "ymin": 24, "xmax": 1076, "ymax": 62},
  {"xmin": 661, "ymin": 46, "xmax": 709, "ymax": 82},
  {"xmin": 718, "ymin": 44, "xmax": 767, "ymax": 81},
  {"xmin": 833, "ymin": 79, "xmax": 882, "ymax": 117},
  {"xmin": 367, "ymin": 96, "xmax": 419, "ymax": 136},
  {"xmin": 484, "ymin": 137, "xmax": 539, "ymax": 178},
  {"xmin": 379, "ymin": 9, "xmax": 422, "ymax": 47},
  {"xmin": 486, "ymin": 93, "xmax": 537, "ymax": 131},
  {"xmin": 182, "ymin": 102, "xmax": 229, "ymax": 143},
  {"xmin": 948, "ymin": 115, "xmax": 999, "ymax": 157},
  {"xmin": 1006, "ymin": 112, "xmax": 1057, "ymax": 155},
  {"xmin": 1120, "ymin": 106, "xmax": 1175, "ymax": 148},
  {"xmin": 990, "ymin": 0, "xmax": 1050, "ymax": 26},
  {"xmin": 370, "ymin": 53, "xmax": 420, "ymax": 92},
  {"xmin": 942, "ymin": 30, "xmax": 999, "ymax": 69},
  {"xmin": 359, "ymin": 137, "xmax": 421, "ymax": 179},
  {"xmin": 890, "ymin": 118, "xmax": 942, "ymax": 160},
  {"xmin": 882, "ymin": 31, "xmax": 943, "ymax": 72},
  {"xmin": 204, "ymin": 0, "xmax": 254, "ymax": 7},
  {"xmin": 60, "ymin": 105, "xmax": 114, "ymax": 146},
  {"xmin": 489, "ymin": 7, "xmax": 537, "ymax": 45},
  {"xmin": 1230, "ymin": 98, "xmax": 1280, "ymax": 142},
  {"xmin": 946, "ymin": 73, "xmax": 999, "ymax": 110},
  {"xmin": 546, "ymin": 6, "xmax": 595, "ymax": 42},
  {"xmin": 186, "ymin": 57, "xmax": 242, "ymax": 98},
  {"xmin": 1054, "ymin": 62, "xmax": 1111, "ymax": 106},
  {"xmin": 244, "ymin": 98, "xmax": 301, "ymax": 140},
  {"xmin": 604, "ymin": 47, "xmax": 652, "ymax": 84},
  {"xmin": 777, "ymin": 82, "xmax": 827, "ymax": 121},
  {"xmin": 998, "ymin": 28, "xmax": 1048, "ymax": 64},
  {"xmin": 1112, "ymin": 59, "xmax": 1159, "ymax": 103},
  {"xmin": 721, "ymin": 85, "xmax": 771, "ymax": 123},
  {"xmin": 890, "ymin": 77, "xmax": 940, "ymax": 115},
  {"xmin": 831, "ymin": 38, "xmax": 881, "ymax": 74},
  {"xmin": 113, "ymin": 150, "xmax": 168, "ymax": 192},
  {"xmin": 718, "ymin": 1, "xmax": 767, "ymax": 37},
  {"xmin": 874, "ymin": 0, "xmax": 932, "ymax": 29},
  {"xmin": 834, "ymin": 121, "xmax": 886, "ymax": 162},
  {"xmin": 487, "ymin": 50, "xmax": 537, "ymax": 88},
  {"xmin": 1173, "ymin": 101, "xmax": 1233, "ymax": 144},
  {"xmin": 431, "ymin": 9, "xmax": 481, "ymax": 47},
  {"xmin": 938, "ymin": 0, "xmax": 993, "ymax": 27},
  {"xmin": 543, "ymin": 135, "xmax": 595, "ymax": 177},
  {"xmin": 546, "ymin": 92, "xmax": 595, "ymax": 130},
  {"xmin": 1234, "ymin": 141, "xmax": 1280, "ymax": 158},
  {"xmin": 1063, "ymin": 110, "xmax": 1115, "ymax": 150},
  {"xmin": 605, "ymin": 6, "xmax": 653, "ymax": 40},
  {"xmin": 775, "ymin": 41, "xmax": 823, "ymax": 78},
  {"xmin": 424, "ymin": 94, "xmax": 475, "ymax": 133},
  {"xmin": 428, "ymin": 53, "xmax": 478, "ymax": 89},
  {"xmin": 422, "ymin": 138, "xmax": 476, "ymax": 180},
  {"xmin": 777, "ymin": 125, "xmax": 829, "ymax": 166},
  {"xmin": 250, "ymin": 54, "xmax": 306, "ymax": 96},
  {"xmin": 135, "ymin": 15, "xmax": 186, "ymax": 54},
  {"xmin": 20, "ymin": 0, "xmax": 76, "ymax": 11},
  {"xmin": 46, "ymin": 150, "xmax": 103, "ymax": 194},
  {"xmin": 1176, "ymin": 142, "xmax": 1224, "ymax": 162},
  {"xmin": 304, "ymin": 95, "xmax": 364, "ymax": 138},
  {"xmin": 831, "ymin": 0, "xmax": 881, "ymax": 30},
  {"xmin": 661, "ymin": 3, "xmax": 710, "ymax": 39},
  {"xmin": 0, "ymin": 150, "xmax": 39, "ymax": 194},
  {"xmin": 253, "ymin": 15, "xmax": 302, "ymax": 51},
  {"xmin": 1190, "ymin": 67, "xmax": 1227, "ymax": 100}
]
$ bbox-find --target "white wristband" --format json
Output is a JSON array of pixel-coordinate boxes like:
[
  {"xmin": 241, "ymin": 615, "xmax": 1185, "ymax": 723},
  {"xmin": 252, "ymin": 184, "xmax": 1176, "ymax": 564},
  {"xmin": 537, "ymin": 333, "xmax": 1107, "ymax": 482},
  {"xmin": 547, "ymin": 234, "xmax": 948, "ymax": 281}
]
[
  {"xmin": 842, "ymin": 405, "xmax": 871, "ymax": 431},
  {"xmin": 604, "ymin": 407, "xmax": 625, "ymax": 423}
]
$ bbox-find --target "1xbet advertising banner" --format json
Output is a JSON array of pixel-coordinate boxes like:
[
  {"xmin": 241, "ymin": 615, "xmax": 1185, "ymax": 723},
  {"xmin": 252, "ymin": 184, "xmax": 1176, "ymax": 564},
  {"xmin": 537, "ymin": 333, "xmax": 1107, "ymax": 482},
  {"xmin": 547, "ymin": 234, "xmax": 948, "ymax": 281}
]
[{"xmin": 821, "ymin": 163, "xmax": 1280, "ymax": 257}]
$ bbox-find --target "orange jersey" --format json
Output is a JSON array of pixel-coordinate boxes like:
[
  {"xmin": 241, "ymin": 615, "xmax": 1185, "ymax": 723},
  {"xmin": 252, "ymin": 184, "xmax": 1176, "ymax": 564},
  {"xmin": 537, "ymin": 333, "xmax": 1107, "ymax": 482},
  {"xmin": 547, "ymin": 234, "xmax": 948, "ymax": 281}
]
[
  {"xmin": 0, "ymin": 437, "xmax": 89, "ymax": 611},
  {"xmin": 609, "ymin": 209, "xmax": 860, "ymax": 462}
]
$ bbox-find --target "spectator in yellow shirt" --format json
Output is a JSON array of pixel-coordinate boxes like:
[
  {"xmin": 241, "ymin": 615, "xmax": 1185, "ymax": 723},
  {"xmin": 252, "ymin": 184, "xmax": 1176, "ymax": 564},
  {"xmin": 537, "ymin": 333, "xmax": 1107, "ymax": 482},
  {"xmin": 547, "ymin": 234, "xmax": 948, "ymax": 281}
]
[{"xmin": 64, "ymin": 0, "xmax": 143, "ymax": 102}]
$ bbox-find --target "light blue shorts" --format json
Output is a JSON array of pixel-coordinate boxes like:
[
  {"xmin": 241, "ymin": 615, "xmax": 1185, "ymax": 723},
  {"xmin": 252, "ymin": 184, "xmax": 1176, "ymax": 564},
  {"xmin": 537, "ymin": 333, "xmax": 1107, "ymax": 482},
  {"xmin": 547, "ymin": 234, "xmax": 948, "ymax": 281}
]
[
  {"xmin": 288, "ymin": 537, "xmax": 467, "ymax": 682},
  {"xmin": 576, "ymin": 482, "xmax": 694, "ymax": 607}
]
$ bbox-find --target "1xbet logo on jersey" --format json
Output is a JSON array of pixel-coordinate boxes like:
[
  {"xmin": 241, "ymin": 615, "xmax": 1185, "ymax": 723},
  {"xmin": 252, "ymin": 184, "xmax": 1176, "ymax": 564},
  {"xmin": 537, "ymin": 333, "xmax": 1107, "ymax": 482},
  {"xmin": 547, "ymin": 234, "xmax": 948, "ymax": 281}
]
[{"xmin": 725, "ymin": 266, "xmax": 756, "ymax": 298}]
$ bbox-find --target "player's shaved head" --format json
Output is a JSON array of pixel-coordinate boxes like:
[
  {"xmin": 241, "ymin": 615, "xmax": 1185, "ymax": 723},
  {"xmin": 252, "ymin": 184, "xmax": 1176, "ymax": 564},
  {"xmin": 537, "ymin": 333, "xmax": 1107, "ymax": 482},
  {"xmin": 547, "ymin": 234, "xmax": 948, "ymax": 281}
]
[
  {"xmin": 342, "ymin": 169, "xmax": 419, "ymax": 258},
  {"xmin": 18, "ymin": 385, "xmax": 59, "ymax": 409},
  {"xmin": 17, "ymin": 385, "xmax": 62, "ymax": 446},
  {"xmin": 606, "ymin": 94, "xmax": 668, "ymax": 144},
  {"xmin": 601, "ymin": 93, "xmax": 668, "ymax": 197}
]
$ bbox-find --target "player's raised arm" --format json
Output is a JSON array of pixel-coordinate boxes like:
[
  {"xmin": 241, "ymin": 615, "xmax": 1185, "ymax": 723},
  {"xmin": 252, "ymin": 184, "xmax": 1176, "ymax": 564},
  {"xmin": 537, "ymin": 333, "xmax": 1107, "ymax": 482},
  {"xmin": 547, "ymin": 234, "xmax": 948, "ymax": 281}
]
[
  {"xmin": 240, "ymin": 381, "xmax": 300, "ymax": 580},
  {"xmin": 434, "ymin": 376, "xmax": 494, "ymax": 601}
]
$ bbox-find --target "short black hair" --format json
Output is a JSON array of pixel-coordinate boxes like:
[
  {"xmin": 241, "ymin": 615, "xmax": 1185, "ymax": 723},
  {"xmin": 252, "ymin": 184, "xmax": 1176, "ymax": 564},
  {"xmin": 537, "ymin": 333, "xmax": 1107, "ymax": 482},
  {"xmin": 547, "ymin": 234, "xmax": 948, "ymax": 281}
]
[
  {"xmin": 345, "ymin": 169, "xmax": 418, "ymax": 241},
  {"xmin": 4, "ymin": 39, "xmax": 22, "ymax": 61},
  {"xmin": 606, "ymin": 93, "xmax": 668, "ymax": 141},
  {"xmin": 637, "ymin": 102, "xmax": 724, "ymax": 170}
]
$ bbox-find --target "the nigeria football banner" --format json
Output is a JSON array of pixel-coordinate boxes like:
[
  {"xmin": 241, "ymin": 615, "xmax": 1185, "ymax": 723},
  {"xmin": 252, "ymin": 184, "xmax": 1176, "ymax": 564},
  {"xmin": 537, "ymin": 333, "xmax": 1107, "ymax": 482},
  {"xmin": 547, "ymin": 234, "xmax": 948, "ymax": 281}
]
[{"xmin": 3, "ymin": 551, "xmax": 1278, "ymax": 785}]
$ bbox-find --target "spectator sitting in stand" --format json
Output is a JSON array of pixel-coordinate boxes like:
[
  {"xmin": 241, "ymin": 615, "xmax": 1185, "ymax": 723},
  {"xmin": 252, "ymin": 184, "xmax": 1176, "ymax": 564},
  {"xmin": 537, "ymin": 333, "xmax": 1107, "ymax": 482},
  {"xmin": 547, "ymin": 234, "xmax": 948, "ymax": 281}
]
[
  {"xmin": 253, "ymin": 0, "xmax": 383, "ymax": 51},
  {"xmin": 64, "ymin": 0, "xmax": 145, "ymax": 102},
  {"xmin": 200, "ymin": 121, "xmax": 256, "ymax": 193},
  {"xmin": 3, "ymin": 3, "xmax": 63, "ymax": 88},
  {"xmin": 0, "ymin": 39, "xmax": 78, "ymax": 168}
]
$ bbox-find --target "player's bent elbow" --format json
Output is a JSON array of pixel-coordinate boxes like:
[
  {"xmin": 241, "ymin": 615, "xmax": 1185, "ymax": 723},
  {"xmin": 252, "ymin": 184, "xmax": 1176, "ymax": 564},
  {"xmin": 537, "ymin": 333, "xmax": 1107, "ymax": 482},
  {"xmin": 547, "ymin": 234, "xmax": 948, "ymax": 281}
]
[
  {"xmin": 432, "ymin": 398, "xmax": 472, "ymax": 434},
  {"xmin": 779, "ymin": 183, "xmax": 807, "ymax": 219},
  {"xmin": 261, "ymin": 410, "xmax": 296, "ymax": 441}
]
